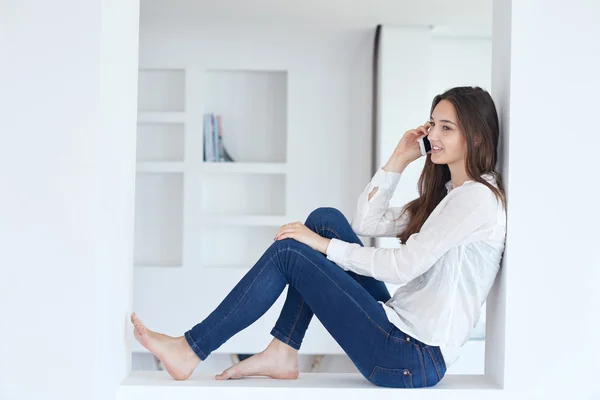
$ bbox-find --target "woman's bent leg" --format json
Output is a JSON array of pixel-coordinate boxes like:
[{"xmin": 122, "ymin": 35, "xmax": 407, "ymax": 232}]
[
  {"xmin": 270, "ymin": 207, "xmax": 391, "ymax": 349},
  {"xmin": 184, "ymin": 236, "xmax": 438, "ymax": 387}
]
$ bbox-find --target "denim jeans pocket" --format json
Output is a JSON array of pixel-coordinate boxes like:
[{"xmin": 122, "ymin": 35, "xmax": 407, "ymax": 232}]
[{"xmin": 368, "ymin": 365, "xmax": 414, "ymax": 388}]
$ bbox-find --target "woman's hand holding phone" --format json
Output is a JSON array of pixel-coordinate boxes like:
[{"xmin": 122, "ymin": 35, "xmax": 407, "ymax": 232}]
[{"xmin": 383, "ymin": 122, "xmax": 431, "ymax": 173}]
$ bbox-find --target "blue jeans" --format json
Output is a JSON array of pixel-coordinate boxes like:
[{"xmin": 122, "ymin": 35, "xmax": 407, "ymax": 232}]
[{"xmin": 184, "ymin": 207, "xmax": 447, "ymax": 388}]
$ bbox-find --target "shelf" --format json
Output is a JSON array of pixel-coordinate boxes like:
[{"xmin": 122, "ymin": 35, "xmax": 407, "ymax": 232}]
[
  {"xmin": 136, "ymin": 162, "xmax": 184, "ymax": 173},
  {"xmin": 121, "ymin": 371, "xmax": 499, "ymax": 395},
  {"xmin": 133, "ymin": 173, "xmax": 183, "ymax": 267},
  {"xmin": 201, "ymin": 162, "xmax": 287, "ymax": 174},
  {"xmin": 136, "ymin": 123, "xmax": 184, "ymax": 162},
  {"xmin": 134, "ymin": 264, "xmax": 182, "ymax": 269},
  {"xmin": 138, "ymin": 68, "xmax": 185, "ymax": 112},
  {"xmin": 138, "ymin": 112, "xmax": 185, "ymax": 123},
  {"xmin": 199, "ymin": 225, "xmax": 277, "ymax": 268},
  {"xmin": 204, "ymin": 69, "xmax": 287, "ymax": 163},
  {"xmin": 135, "ymin": 162, "xmax": 289, "ymax": 175},
  {"xmin": 200, "ymin": 173, "xmax": 286, "ymax": 216},
  {"xmin": 202, "ymin": 215, "xmax": 289, "ymax": 226},
  {"xmin": 202, "ymin": 264, "xmax": 256, "ymax": 269}
]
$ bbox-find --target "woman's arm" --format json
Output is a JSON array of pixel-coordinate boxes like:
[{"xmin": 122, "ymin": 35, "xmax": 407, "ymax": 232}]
[
  {"xmin": 351, "ymin": 125, "xmax": 424, "ymax": 237},
  {"xmin": 367, "ymin": 157, "xmax": 410, "ymax": 199},
  {"xmin": 330, "ymin": 185, "xmax": 496, "ymax": 284},
  {"xmin": 350, "ymin": 166, "xmax": 411, "ymax": 237}
]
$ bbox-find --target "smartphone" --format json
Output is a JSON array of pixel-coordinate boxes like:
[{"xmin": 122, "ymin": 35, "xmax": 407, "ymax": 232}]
[{"xmin": 418, "ymin": 135, "xmax": 432, "ymax": 156}]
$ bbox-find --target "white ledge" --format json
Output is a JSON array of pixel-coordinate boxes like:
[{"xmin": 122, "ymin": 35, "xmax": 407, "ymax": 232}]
[{"xmin": 118, "ymin": 371, "xmax": 503, "ymax": 400}]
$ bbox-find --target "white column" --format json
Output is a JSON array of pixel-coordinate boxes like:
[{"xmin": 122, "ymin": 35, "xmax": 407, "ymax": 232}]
[
  {"xmin": 0, "ymin": 1, "xmax": 139, "ymax": 399},
  {"xmin": 492, "ymin": 0, "xmax": 600, "ymax": 397}
]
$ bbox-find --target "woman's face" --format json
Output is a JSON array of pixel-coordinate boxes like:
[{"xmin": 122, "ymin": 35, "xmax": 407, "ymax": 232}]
[{"xmin": 427, "ymin": 99, "xmax": 467, "ymax": 166}]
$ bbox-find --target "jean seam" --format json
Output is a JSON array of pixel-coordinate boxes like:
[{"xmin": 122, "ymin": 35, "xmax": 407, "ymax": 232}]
[
  {"xmin": 426, "ymin": 347, "xmax": 442, "ymax": 381},
  {"xmin": 368, "ymin": 366, "xmax": 377, "ymax": 381},
  {"xmin": 285, "ymin": 299, "xmax": 304, "ymax": 345},
  {"xmin": 320, "ymin": 227, "xmax": 342, "ymax": 239},
  {"xmin": 185, "ymin": 330, "xmax": 207, "ymax": 360},
  {"xmin": 416, "ymin": 343, "xmax": 426, "ymax": 387},
  {"xmin": 272, "ymin": 328, "xmax": 302, "ymax": 347},
  {"xmin": 368, "ymin": 365, "xmax": 414, "ymax": 388},
  {"xmin": 283, "ymin": 246, "xmax": 409, "ymax": 344}
]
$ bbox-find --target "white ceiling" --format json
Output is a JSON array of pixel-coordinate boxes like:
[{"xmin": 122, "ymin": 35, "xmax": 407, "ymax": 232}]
[{"xmin": 141, "ymin": 0, "xmax": 492, "ymax": 34}]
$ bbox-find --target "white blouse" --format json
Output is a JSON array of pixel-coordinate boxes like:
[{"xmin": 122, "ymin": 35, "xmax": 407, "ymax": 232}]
[{"xmin": 325, "ymin": 167, "xmax": 507, "ymax": 366}]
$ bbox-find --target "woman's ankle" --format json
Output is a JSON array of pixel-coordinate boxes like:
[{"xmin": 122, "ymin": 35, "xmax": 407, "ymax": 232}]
[
  {"xmin": 268, "ymin": 337, "xmax": 299, "ymax": 355},
  {"xmin": 177, "ymin": 336, "xmax": 201, "ymax": 364}
]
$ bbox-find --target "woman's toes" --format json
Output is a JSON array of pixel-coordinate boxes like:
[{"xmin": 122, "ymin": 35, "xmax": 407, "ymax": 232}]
[
  {"xmin": 215, "ymin": 371, "xmax": 229, "ymax": 380},
  {"xmin": 130, "ymin": 313, "xmax": 156, "ymax": 354},
  {"xmin": 131, "ymin": 312, "xmax": 141, "ymax": 325},
  {"xmin": 131, "ymin": 313, "xmax": 144, "ymax": 331},
  {"xmin": 215, "ymin": 371, "xmax": 228, "ymax": 380},
  {"xmin": 216, "ymin": 367, "xmax": 239, "ymax": 380},
  {"xmin": 132, "ymin": 318, "xmax": 148, "ymax": 340}
]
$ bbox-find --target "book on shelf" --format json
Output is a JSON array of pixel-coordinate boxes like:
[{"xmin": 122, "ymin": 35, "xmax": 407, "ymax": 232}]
[{"xmin": 203, "ymin": 112, "xmax": 235, "ymax": 162}]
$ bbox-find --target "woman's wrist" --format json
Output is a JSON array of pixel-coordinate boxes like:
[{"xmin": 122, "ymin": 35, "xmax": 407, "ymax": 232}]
[
  {"xmin": 320, "ymin": 238, "xmax": 332, "ymax": 254},
  {"xmin": 383, "ymin": 155, "xmax": 410, "ymax": 174}
]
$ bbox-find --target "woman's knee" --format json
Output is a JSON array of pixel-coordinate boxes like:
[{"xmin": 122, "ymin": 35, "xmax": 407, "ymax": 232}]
[
  {"xmin": 306, "ymin": 207, "xmax": 346, "ymax": 226},
  {"xmin": 271, "ymin": 237, "xmax": 312, "ymax": 257},
  {"xmin": 271, "ymin": 238, "xmax": 325, "ymax": 275}
]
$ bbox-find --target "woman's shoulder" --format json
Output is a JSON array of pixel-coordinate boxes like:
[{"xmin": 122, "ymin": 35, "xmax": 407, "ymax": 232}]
[
  {"xmin": 450, "ymin": 176, "xmax": 497, "ymax": 199},
  {"xmin": 469, "ymin": 178, "xmax": 507, "ymax": 227},
  {"xmin": 447, "ymin": 177, "xmax": 506, "ymax": 223},
  {"xmin": 445, "ymin": 172, "xmax": 499, "ymax": 192},
  {"xmin": 459, "ymin": 173, "xmax": 502, "ymax": 198},
  {"xmin": 469, "ymin": 172, "xmax": 499, "ymax": 187}
]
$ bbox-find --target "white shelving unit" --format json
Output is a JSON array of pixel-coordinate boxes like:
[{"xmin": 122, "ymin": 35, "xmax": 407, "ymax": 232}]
[
  {"xmin": 136, "ymin": 162, "xmax": 185, "ymax": 173},
  {"xmin": 133, "ymin": 172, "xmax": 184, "ymax": 268},
  {"xmin": 134, "ymin": 68, "xmax": 186, "ymax": 269},
  {"xmin": 201, "ymin": 215, "xmax": 289, "ymax": 226},
  {"xmin": 134, "ymin": 67, "xmax": 288, "ymax": 268},
  {"xmin": 138, "ymin": 111, "xmax": 186, "ymax": 124},
  {"xmin": 201, "ymin": 161, "xmax": 288, "ymax": 174},
  {"xmin": 132, "ymin": 67, "xmax": 305, "ymax": 354}
]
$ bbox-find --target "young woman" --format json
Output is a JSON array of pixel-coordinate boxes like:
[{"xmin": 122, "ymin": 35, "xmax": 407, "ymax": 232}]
[{"xmin": 131, "ymin": 86, "xmax": 507, "ymax": 388}]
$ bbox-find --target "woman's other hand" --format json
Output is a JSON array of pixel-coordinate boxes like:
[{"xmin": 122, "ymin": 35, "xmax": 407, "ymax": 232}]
[{"xmin": 274, "ymin": 222, "xmax": 331, "ymax": 254}]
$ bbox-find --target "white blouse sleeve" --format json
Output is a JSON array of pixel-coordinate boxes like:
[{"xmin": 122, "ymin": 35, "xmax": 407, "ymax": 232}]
[
  {"xmin": 327, "ymin": 185, "xmax": 496, "ymax": 284},
  {"xmin": 350, "ymin": 167, "xmax": 411, "ymax": 237}
]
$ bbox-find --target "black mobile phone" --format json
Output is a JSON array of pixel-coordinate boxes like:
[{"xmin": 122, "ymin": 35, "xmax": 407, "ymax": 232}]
[{"xmin": 418, "ymin": 135, "xmax": 432, "ymax": 156}]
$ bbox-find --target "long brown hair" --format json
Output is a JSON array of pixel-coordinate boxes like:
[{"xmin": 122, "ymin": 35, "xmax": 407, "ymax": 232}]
[{"xmin": 395, "ymin": 86, "xmax": 506, "ymax": 244}]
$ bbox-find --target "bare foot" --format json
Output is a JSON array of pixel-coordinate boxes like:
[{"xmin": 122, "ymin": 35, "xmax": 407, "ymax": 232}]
[
  {"xmin": 215, "ymin": 338, "xmax": 299, "ymax": 380},
  {"xmin": 131, "ymin": 312, "xmax": 200, "ymax": 380}
]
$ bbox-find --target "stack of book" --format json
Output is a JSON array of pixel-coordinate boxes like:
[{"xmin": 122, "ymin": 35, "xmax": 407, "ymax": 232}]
[{"xmin": 203, "ymin": 113, "xmax": 235, "ymax": 162}]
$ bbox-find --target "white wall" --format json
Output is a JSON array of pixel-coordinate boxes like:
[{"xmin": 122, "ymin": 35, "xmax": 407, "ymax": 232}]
[
  {"xmin": 492, "ymin": 0, "xmax": 600, "ymax": 397},
  {"xmin": 0, "ymin": 1, "xmax": 139, "ymax": 399},
  {"xmin": 95, "ymin": 1, "xmax": 140, "ymax": 398}
]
